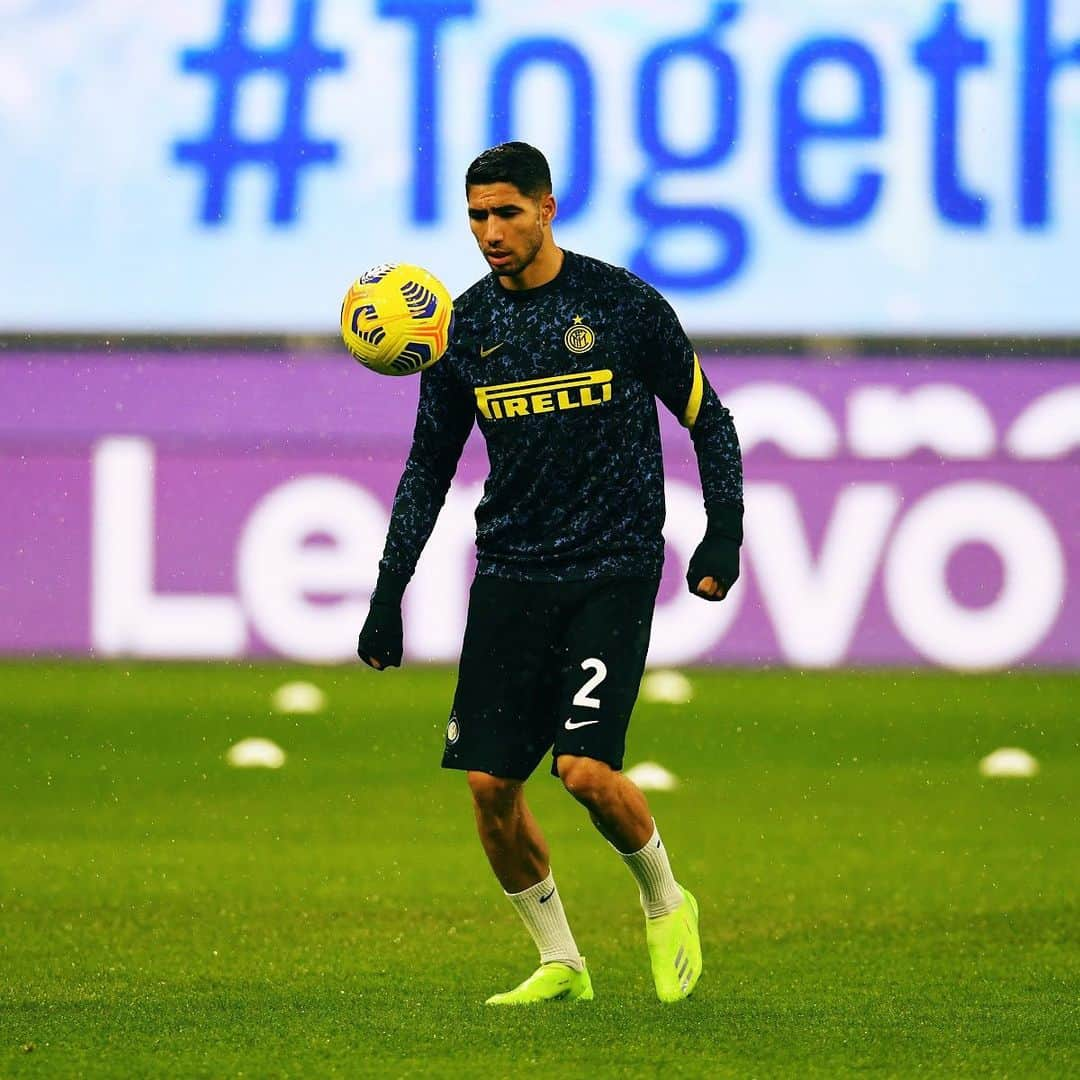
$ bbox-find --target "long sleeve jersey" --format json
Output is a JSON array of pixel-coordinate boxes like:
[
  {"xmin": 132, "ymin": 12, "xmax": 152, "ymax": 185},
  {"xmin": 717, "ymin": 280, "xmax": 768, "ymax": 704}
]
[{"xmin": 379, "ymin": 250, "xmax": 742, "ymax": 584}]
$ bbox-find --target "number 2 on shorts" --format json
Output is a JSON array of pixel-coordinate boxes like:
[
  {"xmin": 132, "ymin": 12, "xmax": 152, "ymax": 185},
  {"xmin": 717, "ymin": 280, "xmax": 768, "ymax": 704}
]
[{"xmin": 572, "ymin": 658, "xmax": 607, "ymax": 710}]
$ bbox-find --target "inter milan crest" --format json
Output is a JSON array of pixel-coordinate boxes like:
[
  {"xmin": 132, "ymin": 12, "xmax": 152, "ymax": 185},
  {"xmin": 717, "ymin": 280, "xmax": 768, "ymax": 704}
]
[
  {"xmin": 446, "ymin": 713, "xmax": 460, "ymax": 745},
  {"xmin": 564, "ymin": 315, "xmax": 595, "ymax": 354}
]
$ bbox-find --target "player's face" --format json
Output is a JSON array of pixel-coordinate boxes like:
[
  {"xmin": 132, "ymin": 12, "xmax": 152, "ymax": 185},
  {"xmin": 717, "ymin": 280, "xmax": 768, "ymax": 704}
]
[{"xmin": 467, "ymin": 182, "xmax": 556, "ymax": 281}]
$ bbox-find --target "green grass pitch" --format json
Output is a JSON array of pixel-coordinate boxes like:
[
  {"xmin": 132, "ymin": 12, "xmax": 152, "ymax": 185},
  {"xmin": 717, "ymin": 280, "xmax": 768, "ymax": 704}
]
[{"xmin": 1, "ymin": 661, "xmax": 1077, "ymax": 1077}]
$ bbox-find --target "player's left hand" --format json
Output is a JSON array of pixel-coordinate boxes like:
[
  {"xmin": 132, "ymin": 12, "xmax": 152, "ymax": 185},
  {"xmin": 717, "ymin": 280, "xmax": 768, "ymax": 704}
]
[
  {"xmin": 686, "ymin": 531, "xmax": 740, "ymax": 602},
  {"xmin": 694, "ymin": 575, "xmax": 726, "ymax": 600}
]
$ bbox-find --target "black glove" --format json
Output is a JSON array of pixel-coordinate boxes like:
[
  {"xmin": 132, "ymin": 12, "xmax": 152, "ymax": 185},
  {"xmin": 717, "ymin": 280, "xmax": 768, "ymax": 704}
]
[
  {"xmin": 357, "ymin": 569, "xmax": 407, "ymax": 669},
  {"xmin": 686, "ymin": 505, "xmax": 743, "ymax": 602}
]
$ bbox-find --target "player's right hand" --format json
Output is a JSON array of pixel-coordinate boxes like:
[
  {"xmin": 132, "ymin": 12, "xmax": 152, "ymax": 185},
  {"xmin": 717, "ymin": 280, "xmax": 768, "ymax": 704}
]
[{"xmin": 356, "ymin": 599, "xmax": 403, "ymax": 670}]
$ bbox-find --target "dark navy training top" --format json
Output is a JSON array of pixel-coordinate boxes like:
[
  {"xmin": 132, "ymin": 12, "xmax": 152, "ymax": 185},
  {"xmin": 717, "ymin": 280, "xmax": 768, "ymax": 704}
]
[{"xmin": 379, "ymin": 250, "xmax": 743, "ymax": 584}]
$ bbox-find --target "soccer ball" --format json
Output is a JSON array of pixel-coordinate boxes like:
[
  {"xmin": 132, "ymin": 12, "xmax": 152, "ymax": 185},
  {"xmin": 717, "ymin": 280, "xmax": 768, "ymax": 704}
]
[{"xmin": 340, "ymin": 263, "xmax": 454, "ymax": 376}]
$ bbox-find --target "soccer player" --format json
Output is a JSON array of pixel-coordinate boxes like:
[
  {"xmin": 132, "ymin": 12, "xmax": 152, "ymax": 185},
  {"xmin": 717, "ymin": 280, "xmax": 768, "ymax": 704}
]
[{"xmin": 357, "ymin": 142, "xmax": 743, "ymax": 1005}]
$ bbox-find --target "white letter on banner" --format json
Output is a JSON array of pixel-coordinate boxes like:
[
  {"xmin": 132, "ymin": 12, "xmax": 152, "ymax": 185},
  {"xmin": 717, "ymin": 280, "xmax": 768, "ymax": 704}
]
[
  {"xmin": 1005, "ymin": 386, "xmax": 1080, "ymax": 459},
  {"xmin": 848, "ymin": 384, "xmax": 996, "ymax": 459},
  {"xmin": 746, "ymin": 483, "xmax": 900, "ymax": 667},
  {"xmin": 236, "ymin": 476, "xmax": 387, "ymax": 662},
  {"xmin": 721, "ymin": 383, "xmax": 839, "ymax": 457},
  {"xmin": 647, "ymin": 481, "xmax": 743, "ymax": 665},
  {"xmin": 406, "ymin": 482, "xmax": 483, "ymax": 661},
  {"xmin": 91, "ymin": 437, "xmax": 245, "ymax": 657},
  {"xmin": 884, "ymin": 482, "xmax": 1065, "ymax": 670}
]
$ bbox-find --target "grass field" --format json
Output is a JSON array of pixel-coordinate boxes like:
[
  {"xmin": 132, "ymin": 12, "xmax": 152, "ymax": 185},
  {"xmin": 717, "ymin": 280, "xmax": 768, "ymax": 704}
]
[{"xmin": 1, "ymin": 662, "xmax": 1077, "ymax": 1078}]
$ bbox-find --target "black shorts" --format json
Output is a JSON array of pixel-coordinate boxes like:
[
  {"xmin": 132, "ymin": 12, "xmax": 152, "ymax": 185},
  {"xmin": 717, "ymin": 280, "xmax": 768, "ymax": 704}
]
[{"xmin": 441, "ymin": 575, "xmax": 660, "ymax": 781}]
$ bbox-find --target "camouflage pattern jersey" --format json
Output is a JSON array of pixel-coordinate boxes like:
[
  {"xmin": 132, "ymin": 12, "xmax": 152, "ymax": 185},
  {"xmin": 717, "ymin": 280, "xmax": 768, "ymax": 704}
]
[{"xmin": 379, "ymin": 250, "xmax": 743, "ymax": 585}]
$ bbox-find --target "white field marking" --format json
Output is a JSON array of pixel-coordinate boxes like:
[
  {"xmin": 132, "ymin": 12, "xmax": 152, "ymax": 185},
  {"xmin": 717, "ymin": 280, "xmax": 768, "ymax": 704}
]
[
  {"xmin": 226, "ymin": 737, "xmax": 286, "ymax": 769},
  {"xmin": 623, "ymin": 761, "xmax": 679, "ymax": 792},
  {"xmin": 640, "ymin": 670, "xmax": 694, "ymax": 705},
  {"xmin": 271, "ymin": 681, "xmax": 326, "ymax": 714},
  {"xmin": 978, "ymin": 747, "xmax": 1039, "ymax": 779}
]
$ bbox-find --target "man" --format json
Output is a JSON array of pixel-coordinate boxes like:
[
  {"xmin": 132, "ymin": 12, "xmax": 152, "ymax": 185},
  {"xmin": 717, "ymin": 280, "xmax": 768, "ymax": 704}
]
[{"xmin": 357, "ymin": 142, "xmax": 743, "ymax": 1005}]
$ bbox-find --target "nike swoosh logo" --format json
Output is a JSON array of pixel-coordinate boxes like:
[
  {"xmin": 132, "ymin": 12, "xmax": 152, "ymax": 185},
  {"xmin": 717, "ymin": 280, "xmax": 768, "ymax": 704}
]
[
  {"xmin": 479, "ymin": 342, "xmax": 504, "ymax": 358},
  {"xmin": 564, "ymin": 718, "xmax": 600, "ymax": 731},
  {"xmin": 539, "ymin": 889, "xmax": 555, "ymax": 904}
]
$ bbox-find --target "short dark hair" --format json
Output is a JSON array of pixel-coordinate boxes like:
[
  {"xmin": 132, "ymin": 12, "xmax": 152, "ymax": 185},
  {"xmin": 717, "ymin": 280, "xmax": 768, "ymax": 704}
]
[{"xmin": 465, "ymin": 142, "xmax": 552, "ymax": 199}]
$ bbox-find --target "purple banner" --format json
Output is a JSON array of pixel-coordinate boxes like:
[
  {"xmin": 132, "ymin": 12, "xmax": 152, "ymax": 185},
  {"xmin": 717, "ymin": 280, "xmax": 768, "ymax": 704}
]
[{"xmin": 2, "ymin": 353, "xmax": 1076, "ymax": 668}]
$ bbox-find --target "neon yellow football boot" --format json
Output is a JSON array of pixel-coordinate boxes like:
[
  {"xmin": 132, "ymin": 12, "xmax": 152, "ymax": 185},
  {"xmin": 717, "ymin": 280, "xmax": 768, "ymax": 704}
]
[
  {"xmin": 646, "ymin": 887, "xmax": 701, "ymax": 1002},
  {"xmin": 484, "ymin": 960, "xmax": 594, "ymax": 1005}
]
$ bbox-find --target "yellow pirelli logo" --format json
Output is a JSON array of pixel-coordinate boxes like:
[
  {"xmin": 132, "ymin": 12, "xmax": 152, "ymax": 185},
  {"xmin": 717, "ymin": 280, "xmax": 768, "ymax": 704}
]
[{"xmin": 475, "ymin": 370, "xmax": 614, "ymax": 420}]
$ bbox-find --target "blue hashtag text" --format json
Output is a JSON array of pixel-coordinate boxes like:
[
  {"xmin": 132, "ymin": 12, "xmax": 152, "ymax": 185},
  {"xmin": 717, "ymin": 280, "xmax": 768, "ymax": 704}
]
[{"xmin": 173, "ymin": 0, "xmax": 345, "ymax": 226}]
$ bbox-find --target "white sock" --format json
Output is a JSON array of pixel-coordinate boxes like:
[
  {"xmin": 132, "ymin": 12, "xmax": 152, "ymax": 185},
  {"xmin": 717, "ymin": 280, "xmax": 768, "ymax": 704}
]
[
  {"xmin": 505, "ymin": 871, "xmax": 584, "ymax": 972},
  {"xmin": 619, "ymin": 824, "xmax": 684, "ymax": 918}
]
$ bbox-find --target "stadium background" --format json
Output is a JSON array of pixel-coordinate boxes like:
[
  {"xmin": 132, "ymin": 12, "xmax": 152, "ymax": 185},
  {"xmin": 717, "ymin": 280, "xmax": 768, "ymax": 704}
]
[
  {"xmin": 2, "ymin": 1, "xmax": 1077, "ymax": 1077},
  {"xmin": 3, "ymin": 0, "xmax": 1077, "ymax": 668}
]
